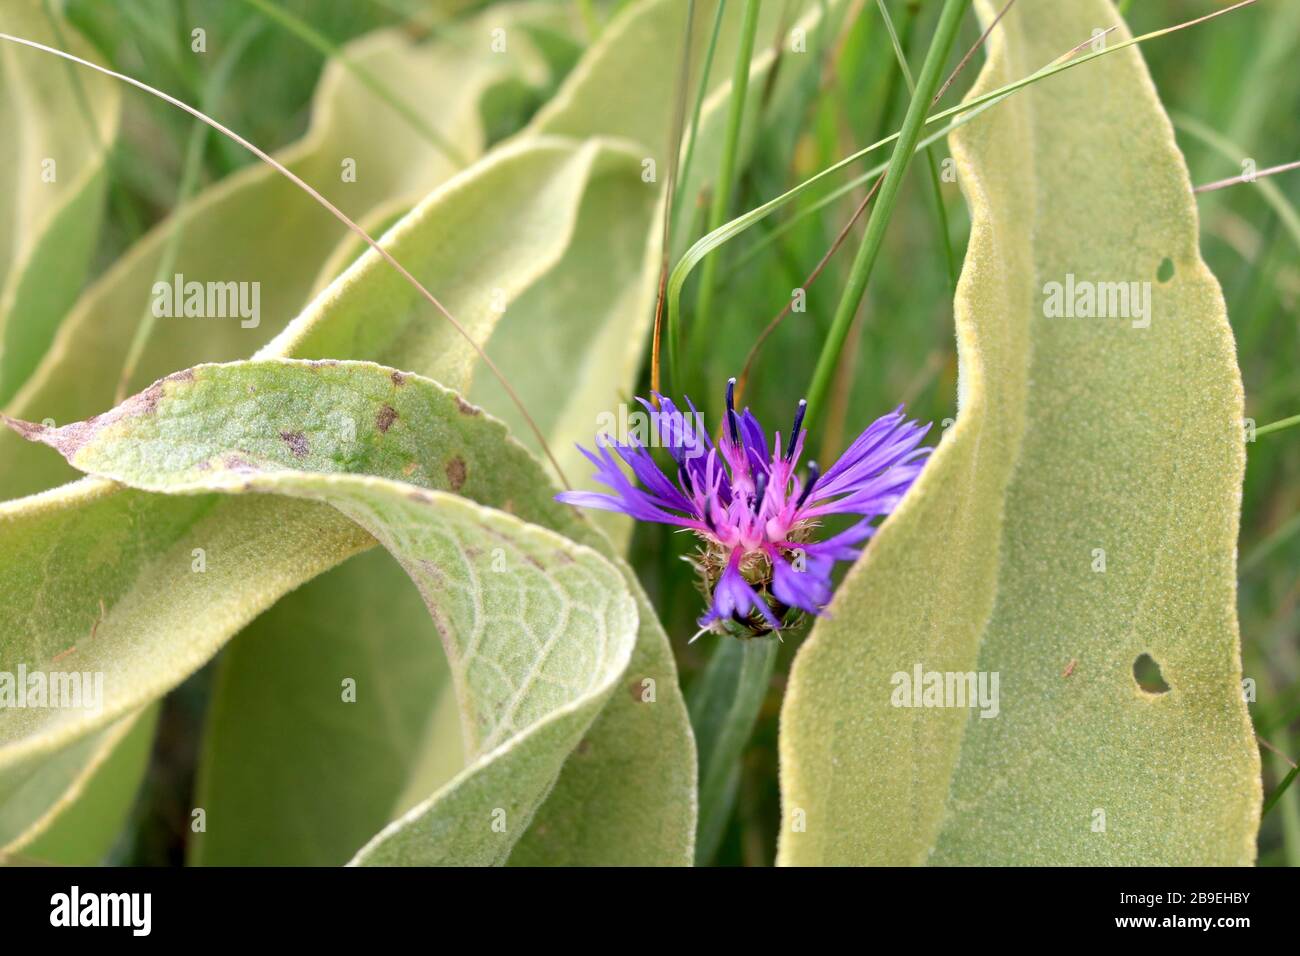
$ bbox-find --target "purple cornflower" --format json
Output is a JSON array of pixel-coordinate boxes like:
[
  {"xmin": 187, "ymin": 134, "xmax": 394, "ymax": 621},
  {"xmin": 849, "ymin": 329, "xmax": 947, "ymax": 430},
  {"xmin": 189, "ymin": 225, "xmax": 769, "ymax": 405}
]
[{"xmin": 558, "ymin": 378, "xmax": 932, "ymax": 638}]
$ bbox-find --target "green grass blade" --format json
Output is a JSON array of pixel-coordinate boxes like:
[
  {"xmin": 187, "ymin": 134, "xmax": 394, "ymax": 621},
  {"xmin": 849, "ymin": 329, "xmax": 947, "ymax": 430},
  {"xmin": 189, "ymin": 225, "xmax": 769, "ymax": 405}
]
[
  {"xmin": 876, "ymin": 0, "xmax": 957, "ymax": 292},
  {"xmin": 1263, "ymin": 765, "xmax": 1300, "ymax": 818},
  {"xmin": 671, "ymin": 0, "xmax": 728, "ymax": 240},
  {"xmin": 804, "ymin": 0, "xmax": 968, "ymax": 425},
  {"xmin": 665, "ymin": 1, "xmax": 1257, "ymax": 354},
  {"xmin": 1241, "ymin": 512, "xmax": 1300, "ymax": 574},
  {"xmin": 674, "ymin": 0, "xmax": 761, "ymax": 388}
]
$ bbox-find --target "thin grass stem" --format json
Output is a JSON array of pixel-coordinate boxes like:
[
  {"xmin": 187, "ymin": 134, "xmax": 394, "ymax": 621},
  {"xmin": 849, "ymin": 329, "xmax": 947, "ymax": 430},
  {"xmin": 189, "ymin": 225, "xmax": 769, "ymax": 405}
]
[{"xmin": 804, "ymin": 0, "xmax": 967, "ymax": 426}]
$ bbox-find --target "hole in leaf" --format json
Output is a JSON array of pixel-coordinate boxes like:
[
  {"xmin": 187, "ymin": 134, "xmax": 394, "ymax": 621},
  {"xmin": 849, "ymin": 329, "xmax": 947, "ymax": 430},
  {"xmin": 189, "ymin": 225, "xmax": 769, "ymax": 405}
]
[
  {"xmin": 1133, "ymin": 653, "xmax": 1170, "ymax": 694},
  {"xmin": 1156, "ymin": 257, "xmax": 1174, "ymax": 282}
]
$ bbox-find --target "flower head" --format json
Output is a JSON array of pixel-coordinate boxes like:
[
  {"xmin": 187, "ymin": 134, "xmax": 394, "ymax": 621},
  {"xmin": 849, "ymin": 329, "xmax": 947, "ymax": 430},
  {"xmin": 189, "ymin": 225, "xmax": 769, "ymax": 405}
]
[{"xmin": 558, "ymin": 378, "xmax": 931, "ymax": 638}]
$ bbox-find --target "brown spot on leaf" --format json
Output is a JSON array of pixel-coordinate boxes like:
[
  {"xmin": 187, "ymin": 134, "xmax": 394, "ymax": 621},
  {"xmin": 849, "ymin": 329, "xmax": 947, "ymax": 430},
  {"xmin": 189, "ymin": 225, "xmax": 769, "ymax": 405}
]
[
  {"xmin": 376, "ymin": 404, "xmax": 398, "ymax": 434},
  {"xmin": 391, "ymin": 370, "xmax": 406, "ymax": 386},
  {"xmin": 455, "ymin": 396, "xmax": 480, "ymax": 416},
  {"xmin": 224, "ymin": 454, "xmax": 256, "ymax": 472},
  {"xmin": 407, "ymin": 490, "xmax": 433, "ymax": 504},
  {"xmin": 135, "ymin": 383, "xmax": 164, "ymax": 415},
  {"xmin": 402, "ymin": 461, "xmax": 417, "ymax": 477},
  {"xmin": 280, "ymin": 430, "xmax": 309, "ymax": 458},
  {"xmin": 445, "ymin": 456, "xmax": 467, "ymax": 491}
]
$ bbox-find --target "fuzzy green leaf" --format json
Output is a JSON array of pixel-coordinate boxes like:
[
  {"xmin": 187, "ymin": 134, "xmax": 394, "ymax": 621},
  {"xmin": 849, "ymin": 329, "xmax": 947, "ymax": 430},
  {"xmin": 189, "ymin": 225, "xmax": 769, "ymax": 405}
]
[
  {"xmin": 8, "ymin": 359, "xmax": 639, "ymax": 865},
  {"xmin": 189, "ymin": 550, "xmax": 457, "ymax": 866},
  {"xmin": 0, "ymin": 11, "xmax": 553, "ymax": 857},
  {"xmin": 2, "ymin": 359, "xmax": 693, "ymax": 864},
  {"xmin": 14, "ymin": 707, "xmax": 157, "ymax": 865},
  {"xmin": 0, "ymin": 0, "xmax": 119, "ymax": 406},
  {"xmin": 0, "ymin": 9, "xmax": 686, "ymax": 858},
  {"xmin": 0, "ymin": 11, "xmax": 553, "ymax": 500},
  {"xmin": 778, "ymin": 0, "xmax": 1260, "ymax": 866}
]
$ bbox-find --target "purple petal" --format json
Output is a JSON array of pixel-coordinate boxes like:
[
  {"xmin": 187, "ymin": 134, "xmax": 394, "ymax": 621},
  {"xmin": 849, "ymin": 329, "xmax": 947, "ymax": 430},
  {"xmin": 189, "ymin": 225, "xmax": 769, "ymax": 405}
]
[
  {"xmin": 770, "ymin": 551, "xmax": 832, "ymax": 615},
  {"xmin": 608, "ymin": 438, "xmax": 694, "ymax": 512},
  {"xmin": 698, "ymin": 549, "xmax": 779, "ymax": 629},
  {"xmin": 800, "ymin": 454, "xmax": 928, "ymax": 520},
  {"xmin": 813, "ymin": 409, "xmax": 930, "ymax": 500},
  {"xmin": 561, "ymin": 441, "xmax": 702, "ymax": 528},
  {"xmin": 737, "ymin": 408, "xmax": 770, "ymax": 464}
]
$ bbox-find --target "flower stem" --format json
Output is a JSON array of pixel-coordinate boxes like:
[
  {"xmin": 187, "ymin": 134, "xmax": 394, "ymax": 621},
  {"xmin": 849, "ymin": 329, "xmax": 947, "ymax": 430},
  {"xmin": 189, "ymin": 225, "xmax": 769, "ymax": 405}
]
[
  {"xmin": 689, "ymin": 635, "xmax": 779, "ymax": 864},
  {"xmin": 804, "ymin": 0, "xmax": 968, "ymax": 425}
]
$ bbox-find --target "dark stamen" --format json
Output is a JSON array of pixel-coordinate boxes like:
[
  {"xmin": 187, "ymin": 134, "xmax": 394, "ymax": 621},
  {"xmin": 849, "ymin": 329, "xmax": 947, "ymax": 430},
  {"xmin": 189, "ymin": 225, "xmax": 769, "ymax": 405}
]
[
  {"xmin": 797, "ymin": 461, "xmax": 820, "ymax": 507},
  {"xmin": 753, "ymin": 471, "xmax": 767, "ymax": 513},
  {"xmin": 785, "ymin": 399, "xmax": 807, "ymax": 461},
  {"xmin": 725, "ymin": 377, "xmax": 741, "ymax": 447}
]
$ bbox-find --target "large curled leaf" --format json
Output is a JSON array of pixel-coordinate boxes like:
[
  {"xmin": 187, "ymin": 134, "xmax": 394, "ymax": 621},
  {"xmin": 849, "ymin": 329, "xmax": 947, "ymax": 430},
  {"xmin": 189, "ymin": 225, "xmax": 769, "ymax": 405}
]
[
  {"xmin": 14, "ymin": 707, "xmax": 157, "ymax": 865},
  {"xmin": 0, "ymin": 10, "xmax": 555, "ymax": 500},
  {"xmin": 0, "ymin": 0, "xmax": 118, "ymax": 406},
  {"xmin": 344, "ymin": 500, "xmax": 635, "ymax": 866},
  {"xmin": 1, "ymin": 359, "xmax": 692, "ymax": 863},
  {"xmin": 0, "ymin": 10, "xmax": 698, "ymax": 859},
  {"xmin": 261, "ymin": 137, "xmax": 639, "ymax": 430},
  {"xmin": 778, "ymin": 0, "xmax": 1259, "ymax": 865},
  {"xmin": 1, "ymin": 0, "xmax": 827, "ymax": 865},
  {"xmin": 7, "ymin": 359, "xmax": 637, "ymax": 864},
  {"xmin": 0, "ymin": 714, "xmax": 141, "ymax": 854},
  {"xmin": 190, "ymin": 139, "xmax": 670, "ymax": 863},
  {"xmin": 189, "ymin": 550, "xmax": 456, "ymax": 866}
]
